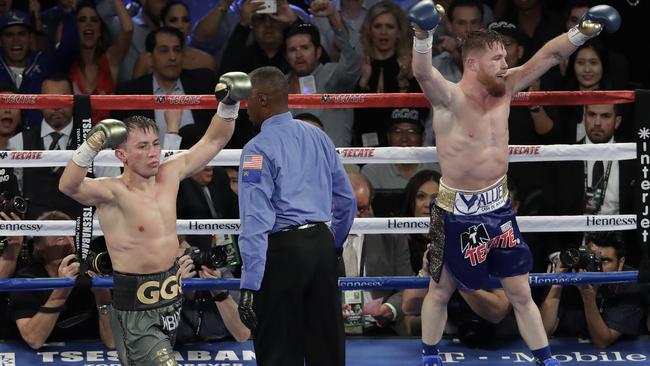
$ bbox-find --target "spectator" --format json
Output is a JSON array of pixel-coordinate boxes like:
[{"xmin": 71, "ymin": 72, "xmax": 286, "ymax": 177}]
[
  {"xmin": 112, "ymin": 27, "xmax": 217, "ymax": 145},
  {"xmin": 431, "ymin": 0, "xmax": 484, "ymax": 82},
  {"xmin": 310, "ymin": 0, "xmax": 382, "ymax": 61},
  {"xmin": 109, "ymin": 0, "xmax": 166, "ymax": 82},
  {"xmin": 294, "ymin": 112, "xmax": 324, "ymax": 130},
  {"xmin": 501, "ymin": 0, "xmax": 564, "ymax": 63},
  {"xmin": 190, "ymin": 0, "xmax": 310, "ymax": 68},
  {"xmin": 219, "ymin": 0, "xmax": 298, "ymax": 76},
  {"xmin": 285, "ymin": 19, "xmax": 363, "ymax": 147},
  {"xmin": 7, "ymin": 74, "xmax": 118, "ymax": 219},
  {"xmin": 175, "ymin": 239, "xmax": 250, "ymax": 343},
  {"xmin": 353, "ymin": 1, "xmax": 421, "ymax": 147},
  {"xmin": 32, "ymin": 0, "xmax": 76, "ymax": 49},
  {"xmin": 554, "ymin": 0, "xmax": 629, "ymax": 87},
  {"xmin": 225, "ymin": 166, "xmax": 239, "ymax": 195},
  {"xmin": 8, "ymin": 211, "xmax": 114, "ymax": 349},
  {"xmin": 0, "ymin": 206, "xmax": 24, "ymax": 341},
  {"xmin": 71, "ymin": 0, "xmax": 133, "ymax": 123},
  {"xmin": 176, "ymin": 124, "xmax": 239, "ymax": 252},
  {"xmin": 340, "ymin": 173, "xmax": 412, "ymax": 336},
  {"xmin": 0, "ymin": 82, "xmax": 21, "ymax": 149},
  {"xmin": 542, "ymin": 103, "xmax": 637, "ymax": 265},
  {"xmin": 0, "ymin": 9, "xmax": 79, "ymax": 127},
  {"xmin": 400, "ymin": 169, "xmax": 441, "ymax": 274},
  {"xmin": 540, "ymin": 231, "xmax": 646, "ymax": 348},
  {"xmin": 132, "ymin": 0, "xmax": 217, "ymax": 78},
  {"xmin": 541, "ymin": 41, "xmax": 624, "ymax": 145},
  {"xmin": 360, "ymin": 108, "xmax": 439, "ymax": 193}
]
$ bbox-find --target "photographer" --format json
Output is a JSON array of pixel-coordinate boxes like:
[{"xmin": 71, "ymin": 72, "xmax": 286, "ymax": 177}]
[
  {"xmin": 8, "ymin": 211, "xmax": 114, "ymax": 349},
  {"xmin": 0, "ymin": 211, "xmax": 23, "ymax": 340},
  {"xmin": 540, "ymin": 231, "xmax": 645, "ymax": 348},
  {"xmin": 176, "ymin": 239, "xmax": 250, "ymax": 343}
]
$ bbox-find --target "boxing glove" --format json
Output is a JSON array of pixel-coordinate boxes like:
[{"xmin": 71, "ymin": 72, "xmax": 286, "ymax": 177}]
[
  {"xmin": 215, "ymin": 72, "xmax": 252, "ymax": 119},
  {"xmin": 567, "ymin": 5, "xmax": 620, "ymax": 46},
  {"xmin": 238, "ymin": 289, "xmax": 258, "ymax": 330},
  {"xmin": 72, "ymin": 119, "xmax": 127, "ymax": 167},
  {"xmin": 408, "ymin": 0, "xmax": 445, "ymax": 53}
]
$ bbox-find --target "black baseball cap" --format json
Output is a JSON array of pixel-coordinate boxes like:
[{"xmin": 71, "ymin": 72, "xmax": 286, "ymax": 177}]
[{"xmin": 488, "ymin": 21, "xmax": 526, "ymax": 44}]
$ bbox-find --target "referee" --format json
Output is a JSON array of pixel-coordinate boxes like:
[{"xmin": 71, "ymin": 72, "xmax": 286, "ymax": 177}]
[{"xmin": 237, "ymin": 66, "xmax": 356, "ymax": 366}]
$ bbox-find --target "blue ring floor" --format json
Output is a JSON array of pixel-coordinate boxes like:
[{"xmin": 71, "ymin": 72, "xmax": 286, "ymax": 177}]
[{"xmin": 1, "ymin": 337, "xmax": 648, "ymax": 365}]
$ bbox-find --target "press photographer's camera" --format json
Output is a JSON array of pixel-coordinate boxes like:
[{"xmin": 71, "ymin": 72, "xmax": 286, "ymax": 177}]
[
  {"xmin": 0, "ymin": 191, "xmax": 27, "ymax": 216},
  {"xmin": 560, "ymin": 246, "xmax": 602, "ymax": 272},
  {"xmin": 0, "ymin": 237, "xmax": 8, "ymax": 254},
  {"xmin": 184, "ymin": 245, "xmax": 228, "ymax": 270},
  {"xmin": 80, "ymin": 251, "xmax": 113, "ymax": 275}
]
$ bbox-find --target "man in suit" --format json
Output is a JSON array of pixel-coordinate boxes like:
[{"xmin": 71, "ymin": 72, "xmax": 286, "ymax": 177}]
[
  {"xmin": 112, "ymin": 26, "xmax": 216, "ymax": 145},
  {"xmin": 340, "ymin": 172, "xmax": 413, "ymax": 335},
  {"xmin": 7, "ymin": 74, "xmax": 118, "ymax": 219},
  {"xmin": 543, "ymin": 103, "xmax": 637, "ymax": 265},
  {"xmin": 176, "ymin": 124, "xmax": 239, "ymax": 251}
]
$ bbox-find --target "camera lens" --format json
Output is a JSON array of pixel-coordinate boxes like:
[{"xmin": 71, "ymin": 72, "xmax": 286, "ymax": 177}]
[
  {"xmin": 209, "ymin": 246, "xmax": 228, "ymax": 269},
  {"xmin": 11, "ymin": 197, "xmax": 27, "ymax": 215},
  {"xmin": 559, "ymin": 248, "xmax": 580, "ymax": 268}
]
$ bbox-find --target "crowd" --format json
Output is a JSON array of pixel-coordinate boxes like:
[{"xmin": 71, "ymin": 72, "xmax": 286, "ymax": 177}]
[{"xmin": 0, "ymin": 0, "xmax": 648, "ymax": 358}]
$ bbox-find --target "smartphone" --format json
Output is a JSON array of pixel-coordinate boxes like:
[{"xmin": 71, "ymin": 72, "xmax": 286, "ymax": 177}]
[
  {"xmin": 253, "ymin": 0, "xmax": 277, "ymax": 14},
  {"xmin": 298, "ymin": 75, "xmax": 317, "ymax": 94}
]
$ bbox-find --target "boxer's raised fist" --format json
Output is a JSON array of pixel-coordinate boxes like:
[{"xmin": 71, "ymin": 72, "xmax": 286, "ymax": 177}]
[
  {"xmin": 215, "ymin": 72, "xmax": 252, "ymax": 105},
  {"xmin": 568, "ymin": 5, "xmax": 620, "ymax": 46}
]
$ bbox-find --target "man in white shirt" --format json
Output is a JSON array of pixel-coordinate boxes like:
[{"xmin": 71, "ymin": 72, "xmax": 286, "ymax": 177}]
[{"xmin": 340, "ymin": 173, "xmax": 413, "ymax": 335}]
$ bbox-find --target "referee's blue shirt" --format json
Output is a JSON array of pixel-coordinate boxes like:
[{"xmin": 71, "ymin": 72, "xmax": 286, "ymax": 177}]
[{"xmin": 238, "ymin": 112, "xmax": 356, "ymax": 290}]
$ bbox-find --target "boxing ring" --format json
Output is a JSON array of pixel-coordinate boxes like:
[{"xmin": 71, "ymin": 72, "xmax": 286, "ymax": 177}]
[{"xmin": 1, "ymin": 90, "xmax": 649, "ymax": 365}]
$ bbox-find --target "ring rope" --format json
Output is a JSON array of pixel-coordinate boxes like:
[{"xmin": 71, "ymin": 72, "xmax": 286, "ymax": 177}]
[
  {"xmin": 0, "ymin": 271, "xmax": 639, "ymax": 292},
  {"xmin": 0, "ymin": 91, "xmax": 636, "ymax": 110},
  {"xmin": 0, "ymin": 215, "xmax": 636, "ymax": 236},
  {"xmin": 0, "ymin": 143, "xmax": 636, "ymax": 168}
]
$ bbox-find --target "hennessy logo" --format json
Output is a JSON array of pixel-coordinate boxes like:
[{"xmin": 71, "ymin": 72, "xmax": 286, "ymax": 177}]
[{"xmin": 136, "ymin": 272, "xmax": 182, "ymax": 305}]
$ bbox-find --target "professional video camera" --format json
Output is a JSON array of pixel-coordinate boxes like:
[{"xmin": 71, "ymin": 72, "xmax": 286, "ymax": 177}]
[
  {"xmin": 184, "ymin": 245, "xmax": 228, "ymax": 270},
  {"xmin": 0, "ymin": 191, "xmax": 27, "ymax": 216},
  {"xmin": 80, "ymin": 251, "xmax": 113, "ymax": 275},
  {"xmin": 560, "ymin": 246, "xmax": 602, "ymax": 272}
]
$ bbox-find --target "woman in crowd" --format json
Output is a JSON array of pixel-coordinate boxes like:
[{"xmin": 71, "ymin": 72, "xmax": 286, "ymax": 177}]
[
  {"xmin": 132, "ymin": 0, "xmax": 217, "ymax": 78},
  {"xmin": 533, "ymin": 40, "xmax": 626, "ymax": 144},
  {"xmin": 352, "ymin": 1, "xmax": 422, "ymax": 147},
  {"xmin": 71, "ymin": 0, "xmax": 133, "ymax": 122}
]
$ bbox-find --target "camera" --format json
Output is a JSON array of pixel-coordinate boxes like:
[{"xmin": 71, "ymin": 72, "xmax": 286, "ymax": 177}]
[
  {"xmin": 80, "ymin": 251, "xmax": 113, "ymax": 275},
  {"xmin": 184, "ymin": 245, "xmax": 228, "ymax": 270},
  {"xmin": 0, "ymin": 237, "xmax": 7, "ymax": 254},
  {"xmin": 0, "ymin": 191, "xmax": 27, "ymax": 216},
  {"xmin": 559, "ymin": 246, "xmax": 602, "ymax": 272}
]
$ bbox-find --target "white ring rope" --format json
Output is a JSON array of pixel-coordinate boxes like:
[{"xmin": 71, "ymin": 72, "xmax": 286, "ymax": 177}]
[
  {"xmin": 0, "ymin": 215, "xmax": 637, "ymax": 236},
  {"xmin": 0, "ymin": 143, "xmax": 636, "ymax": 167}
]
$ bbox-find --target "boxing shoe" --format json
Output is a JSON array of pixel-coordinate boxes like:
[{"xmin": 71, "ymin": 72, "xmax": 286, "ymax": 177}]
[
  {"xmin": 422, "ymin": 355, "xmax": 443, "ymax": 366},
  {"xmin": 537, "ymin": 358, "xmax": 560, "ymax": 366}
]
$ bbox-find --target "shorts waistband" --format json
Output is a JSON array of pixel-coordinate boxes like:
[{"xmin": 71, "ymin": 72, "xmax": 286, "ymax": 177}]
[
  {"xmin": 112, "ymin": 264, "xmax": 182, "ymax": 311},
  {"xmin": 436, "ymin": 176, "xmax": 509, "ymax": 215}
]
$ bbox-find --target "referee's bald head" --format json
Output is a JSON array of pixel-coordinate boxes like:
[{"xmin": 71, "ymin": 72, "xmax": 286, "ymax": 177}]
[{"xmin": 249, "ymin": 66, "xmax": 289, "ymax": 105}]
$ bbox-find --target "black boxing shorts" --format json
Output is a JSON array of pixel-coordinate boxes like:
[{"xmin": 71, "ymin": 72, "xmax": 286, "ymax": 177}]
[{"xmin": 109, "ymin": 264, "xmax": 183, "ymax": 366}]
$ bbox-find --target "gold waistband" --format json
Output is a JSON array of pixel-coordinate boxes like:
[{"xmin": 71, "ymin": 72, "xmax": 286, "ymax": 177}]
[{"xmin": 436, "ymin": 176, "xmax": 509, "ymax": 213}]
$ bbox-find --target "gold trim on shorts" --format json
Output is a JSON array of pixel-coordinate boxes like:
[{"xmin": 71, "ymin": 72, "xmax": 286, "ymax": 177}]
[{"xmin": 436, "ymin": 176, "xmax": 509, "ymax": 213}]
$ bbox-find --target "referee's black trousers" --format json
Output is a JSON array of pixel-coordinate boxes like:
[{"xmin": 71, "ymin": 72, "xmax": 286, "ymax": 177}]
[{"xmin": 252, "ymin": 223, "xmax": 345, "ymax": 366}]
